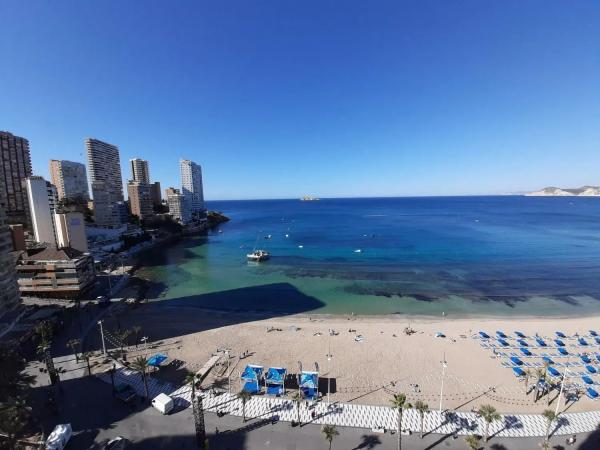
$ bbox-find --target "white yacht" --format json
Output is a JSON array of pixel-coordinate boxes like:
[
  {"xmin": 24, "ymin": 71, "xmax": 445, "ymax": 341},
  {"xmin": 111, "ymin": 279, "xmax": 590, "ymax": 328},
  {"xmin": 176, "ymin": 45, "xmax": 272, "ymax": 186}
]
[{"xmin": 247, "ymin": 250, "xmax": 270, "ymax": 262}]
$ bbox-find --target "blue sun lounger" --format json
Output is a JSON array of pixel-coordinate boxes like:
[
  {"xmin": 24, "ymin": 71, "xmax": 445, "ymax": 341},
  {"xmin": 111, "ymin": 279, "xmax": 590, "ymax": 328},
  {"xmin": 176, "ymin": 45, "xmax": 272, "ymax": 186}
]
[
  {"xmin": 517, "ymin": 339, "xmax": 528, "ymax": 347},
  {"xmin": 558, "ymin": 348, "xmax": 569, "ymax": 356},
  {"xmin": 547, "ymin": 367, "xmax": 561, "ymax": 377},
  {"xmin": 479, "ymin": 331, "xmax": 490, "ymax": 339},
  {"xmin": 554, "ymin": 339, "xmax": 565, "ymax": 347},
  {"xmin": 582, "ymin": 376, "xmax": 594, "ymax": 385},
  {"xmin": 555, "ymin": 331, "xmax": 567, "ymax": 338},
  {"xmin": 542, "ymin": 356, "xmax": 554, "ymax": 365},
  {"xmin": 585, "ymin": 365, "xmax": 597, "ymax": 374},
  {"xmin": 536, "ymin": 338, "xmax": 547, "ymax": 347},
  {"xmin": 498, "ymin": 339, "xmax": 509, "ymax": 347},
  {"xmin": 515, "ymin": 331, "xmax": 526, "ymax": 338},
  {"xmin": 595, "ymin": 337, "xmax": 600, "ymax": 345},
  {"xmin": 578, "ymin": 338, "xmax": 588, "ymax": 346},
  {"xmin": 510, "ymin": 356, "xmax": 523, "ymax": 366},
  {"xmin": 586, "ymin": 387, "xmax": 598, "ymax": 400},
  {"xmin": 520, "ymin": 347, "xmax": 532, "ymax": 357},
  {"xmin": 581, "ymin": 355, "xmax": 592, "ymax": 364},
  {"xmin": 512, "ymin": 367, "xmax": 526, "ymax": 377},
  {"xmin": 589, "ymin": 330, "xmax": 598, "ymax": 337},
  {"xmin": 496, "ymin": 331, "xmax": 508, "ymax": 339},
  {"xmin": 596, "ymin": 355, "xmax": 600, "ymax": 363}
]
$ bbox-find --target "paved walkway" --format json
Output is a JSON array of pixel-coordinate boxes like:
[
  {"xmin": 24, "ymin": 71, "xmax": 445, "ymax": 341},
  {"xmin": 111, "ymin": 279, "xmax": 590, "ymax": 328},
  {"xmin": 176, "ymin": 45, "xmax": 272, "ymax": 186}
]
[{"xmin": 94, "ymin": 363, "xmax": 600, "ymax": 438}]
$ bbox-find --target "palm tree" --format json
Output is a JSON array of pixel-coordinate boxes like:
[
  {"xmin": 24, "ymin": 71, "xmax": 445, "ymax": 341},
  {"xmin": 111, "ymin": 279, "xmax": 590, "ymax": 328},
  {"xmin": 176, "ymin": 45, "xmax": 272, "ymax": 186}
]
[
  {"xmin": 81, "ymin": 352, "xmax": 93, "ymax": 375},
  {"xmin": 321, "ymin": 424, "xmax": 339, "ymax": 450},
  {"xmin": 391, "ymin": 393, "xmax": 411, "ymax": 450},
  {"xmin": 464, "ymin": 434, "xmax": 480, "ymax": 450},
  {"xmin": 67, "ymin": 338, "xmax": 81, "ymax": 362},
  {"xmin": 132, "ymin": 325, "xmax": 142, "ymax": 348},
  {"xmin": 478, "ymin": 404, "xmax": 501, "ymax": 442},
  {"xmin": 237, "ymin": 390, "xmax": 252, "ymax": 422},
  {"xmin": 291, "ymin": 391, "xmax": 303, "ymax": 425},
  {"xmin": 414, "ymin": 400, "xmax": 429, "ymax": 439},
  {"xmin": 130, "ymin": 356, "xmax": 149, "ymax": 401},
  {"xmin": 185, "ymin": 371, "xmax": 206, "ymax": 448},
  {"xmin": 115, "ymin": 329, "xmax": 131, "ymax": 357},
  {"xmin": 542, "ymin": 409, "xmax": 557, "ymax": 442},
  {"xmin": 534, "ymin": 368, "xmax": 545, "ymax": 402}
]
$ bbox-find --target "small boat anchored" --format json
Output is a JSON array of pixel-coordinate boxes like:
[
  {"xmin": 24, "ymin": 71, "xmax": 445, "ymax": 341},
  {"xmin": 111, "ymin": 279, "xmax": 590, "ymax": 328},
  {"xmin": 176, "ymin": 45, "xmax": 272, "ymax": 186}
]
[{"xmin": 247, "ymin": 250, "xmax": 270, "ymax": 262}]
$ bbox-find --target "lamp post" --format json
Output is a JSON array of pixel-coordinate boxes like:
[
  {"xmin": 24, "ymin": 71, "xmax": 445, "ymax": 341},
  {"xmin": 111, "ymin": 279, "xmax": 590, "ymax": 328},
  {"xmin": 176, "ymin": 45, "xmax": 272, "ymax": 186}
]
[
  {"xmin": 326, "ymin": 335, "xmax": 333, "ymax": 406},
  {"xmin": 439, "ymin": 353, "xmax": 447, "ymax": 413},
  {"xmin": 98, "ymin": 320, "xmax": 107, "ymax": 356},
  {"xmin": 141, "ymin": 336, "xmax": 149, "ymax": 357}
]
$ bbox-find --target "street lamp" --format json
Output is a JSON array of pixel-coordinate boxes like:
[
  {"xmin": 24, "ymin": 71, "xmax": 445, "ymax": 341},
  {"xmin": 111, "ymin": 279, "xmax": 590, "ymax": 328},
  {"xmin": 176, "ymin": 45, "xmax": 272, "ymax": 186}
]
[
  {"xmin": 326, "ymin": 335, "xmax": 333, "ymax": 406},
  {"xmin": 141, "ymin": 336, "xmax": 149, "ymax": 357},
  {"xmin": 98, "ymin": 320, "xmax": 107, "ymax": 356},
  {"xmin": 439, "ymin": 353, "xmax": 448, "ymax": 413},
  {"xmin": 555, "ymin": 358, "xmax": 571, "ymax": 415}
]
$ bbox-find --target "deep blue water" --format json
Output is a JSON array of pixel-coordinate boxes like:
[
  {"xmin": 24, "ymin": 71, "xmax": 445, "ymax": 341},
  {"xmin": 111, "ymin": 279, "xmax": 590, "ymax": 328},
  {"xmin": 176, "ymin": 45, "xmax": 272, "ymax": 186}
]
[{"xmin": 139, "ymin": 196, "xmax": 600, "ymax": 315}]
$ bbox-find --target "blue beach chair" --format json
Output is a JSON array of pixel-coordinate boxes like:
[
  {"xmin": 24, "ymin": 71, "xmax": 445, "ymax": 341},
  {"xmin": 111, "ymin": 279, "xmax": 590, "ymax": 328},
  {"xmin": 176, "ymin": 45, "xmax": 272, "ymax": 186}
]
[
  {"xmin": 517, "ymin": 339, "xmax": 528, "ymax": 347},
  {"xmin": 578, "ymin": 337, "xmax": 588, "ymax": 346},
  {"xmin": 589, "ymin": 330, "xmax": 598, "ymax": 337},
  {"xmin": 515, "ymin": 331, "xmax": 526, "ymax": 338},
  {"xmin": 498, "ymin": 339, "xmax": 509, "ymax": 347},
  {"xmin": 554, "ymin": 339, "xmax": 565, "ymax": 347},
  {"xmin": 479, "ymin": 331, "xmax": 490, "ymax": 339},
  {"xmin": 586, "ymin": 387, "xmax": 598, "ymax": 400},
  {"xmin": 581, "ymin": 355, "xmax": 592, "ymax": 364},
  {"xmin": 582, "ymin": 376, "xmax": 594, "ymax": 385},
  {"xmin": 558, "ymin": 348, "xmax": 569, "ymax": 356},
  {"xmin": 555, "ymin": 331, "xmax": 567, "ymax": 339},
  {"xmin": 510, "ymin": 356, "xmax": 523, "ymax": 366},
  {"xmin": 585, "ymin": 365, "xmax": 597, "ymax": 374},
  {"xmin": 520, "ymin": 347, "xmax": 532, "ymax": 357},
  {"xmin": 536, "ymin": 338, "xmax": 547, "ymax": 347},
  {"xmin": 542, "ymin": 356, "xmax": 554, "ymax": 365},
  {"xmin": 595, "ymin": 337, "xmax": 600, "ymax": 345},
  {"xmin": 512, "ymin": 367, "xmax": 526, "ymax": 377},
  {"xmin": 496, "ymin": 331, "xmax": 508, "ymax": 339},
  {"xmin": 547, "ymin": 367, "xmax": 561, "ymax": 377}
]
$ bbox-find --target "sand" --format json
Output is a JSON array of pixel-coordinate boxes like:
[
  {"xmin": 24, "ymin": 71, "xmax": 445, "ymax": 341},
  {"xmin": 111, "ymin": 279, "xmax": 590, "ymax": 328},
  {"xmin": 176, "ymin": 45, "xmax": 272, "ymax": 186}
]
[{"xmin": 104, "ymin": 304, "xmax": 600, "ymax": 414}]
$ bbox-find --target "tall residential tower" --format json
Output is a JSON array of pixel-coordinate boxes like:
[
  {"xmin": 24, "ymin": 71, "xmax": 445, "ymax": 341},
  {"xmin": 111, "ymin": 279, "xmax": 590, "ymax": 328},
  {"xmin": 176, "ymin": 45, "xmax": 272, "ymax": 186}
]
[
  {"xmin": 0, "ymin": 131, "xmax": 32, "ymax": 225},
  {"xmin": 129, "ymin": 158, "xmax": 150, "ymax": 184},
  {"xmin": 86, "ymin": 138, "xmax": 124, "ymax": 228},
  {"xmin": 180, "ymin": 159, "xmax": 205, "ymax": 220},
  {"xmin": 49, "ymin": 159, "xmax": 89, "ymax": 203},
  {"xmin": 0, "ymin": 200, "xmax": 21, "ymax": 314}
]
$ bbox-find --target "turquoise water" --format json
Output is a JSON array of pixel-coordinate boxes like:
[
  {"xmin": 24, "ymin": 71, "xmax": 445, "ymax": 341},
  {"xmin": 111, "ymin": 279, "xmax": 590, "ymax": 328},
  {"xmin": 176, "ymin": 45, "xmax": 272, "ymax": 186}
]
[{"xmin": 137, "ymin": 197, "xmax": 600, "ymax": 316}]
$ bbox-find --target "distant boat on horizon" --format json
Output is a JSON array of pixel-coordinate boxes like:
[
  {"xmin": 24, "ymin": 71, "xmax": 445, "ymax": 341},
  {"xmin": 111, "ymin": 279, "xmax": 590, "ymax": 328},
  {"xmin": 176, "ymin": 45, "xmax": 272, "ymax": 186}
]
[{"xmin": 300, "ymin": 195, "xmax": 320, "ymax": 201}]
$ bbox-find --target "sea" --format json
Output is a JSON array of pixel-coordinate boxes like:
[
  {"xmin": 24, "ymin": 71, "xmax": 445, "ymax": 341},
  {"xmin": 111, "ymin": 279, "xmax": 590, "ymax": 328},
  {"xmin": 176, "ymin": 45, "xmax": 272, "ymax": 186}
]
[{"xmin": 136, "ymin": 196, "xmax": 600, "ymax": 317}]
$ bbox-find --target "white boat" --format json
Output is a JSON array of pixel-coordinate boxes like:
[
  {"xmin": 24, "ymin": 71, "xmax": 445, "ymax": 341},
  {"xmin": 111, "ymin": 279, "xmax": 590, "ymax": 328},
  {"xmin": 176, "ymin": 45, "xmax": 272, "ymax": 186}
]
[
  {"xmin": 354, "ymin": 249, "xmax": 362, "ymax": 253},
  {"xmin": 247, "ymin": 250, "xmax": 270, "ymax": 262}
]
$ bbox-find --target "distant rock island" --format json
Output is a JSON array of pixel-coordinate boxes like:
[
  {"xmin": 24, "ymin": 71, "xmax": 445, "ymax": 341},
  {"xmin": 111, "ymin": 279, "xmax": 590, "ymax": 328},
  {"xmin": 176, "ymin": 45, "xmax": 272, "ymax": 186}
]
[{"xmin": 526, "ymin": 186, "xmax": 600, "ymax": 196}]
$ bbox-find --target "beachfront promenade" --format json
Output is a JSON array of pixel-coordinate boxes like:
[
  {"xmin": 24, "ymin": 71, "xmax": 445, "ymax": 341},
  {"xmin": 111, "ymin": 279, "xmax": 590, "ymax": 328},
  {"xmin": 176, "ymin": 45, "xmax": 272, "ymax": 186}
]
[{"xmin": 96, "ymin": 362, "xmax": 600, "ymax": 439}]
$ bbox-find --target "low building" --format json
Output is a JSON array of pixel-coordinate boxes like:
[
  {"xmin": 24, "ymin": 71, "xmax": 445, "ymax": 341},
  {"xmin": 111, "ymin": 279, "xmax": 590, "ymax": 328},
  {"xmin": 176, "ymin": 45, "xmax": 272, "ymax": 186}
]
[
  {"xmin": 151, "ymin": 181, "xmax": 162, "ymax": 208},
  {"xmin": 167, "ymin": 189, "xmax": 190, "ymax": 224},
  {"xmin": 54, "ymin": 212, "xmax": 88, "ymax": 252},
  {"xmin": 127, "ymin": 181, "xmax": 153, "ymax": 220},
  {"xmin": 16, "ymin": 247, "xmax": 95, "ymax": 299}
]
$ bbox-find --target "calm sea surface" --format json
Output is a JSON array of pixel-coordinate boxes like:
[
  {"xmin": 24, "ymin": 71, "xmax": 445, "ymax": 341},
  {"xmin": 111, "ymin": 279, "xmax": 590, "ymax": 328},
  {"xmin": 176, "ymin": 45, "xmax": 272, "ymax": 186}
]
[{"xmin": 137, "ymin": 197, "xmax": 600, "ymax": 316}]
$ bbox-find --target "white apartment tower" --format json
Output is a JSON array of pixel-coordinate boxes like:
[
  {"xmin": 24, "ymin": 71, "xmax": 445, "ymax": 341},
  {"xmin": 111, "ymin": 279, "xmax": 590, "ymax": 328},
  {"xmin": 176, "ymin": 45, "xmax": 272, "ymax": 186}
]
[
  {"xmin": 180, "ymin": 159, "xmax": 204, "ymax": 220},
  {"xmin": 86, "ymin": 138, "xmax": 125, "ymax": 228},
  {"xmin": 49, "ymin": 160, "xmax": 90, "ymax": 202},
  {"xmin": 129, "ymin": 158, "xmax": 150, "ymax": 184},
  {"xmin": 24, "ymin": 176, "xmax": 57, "ymax": 246}
]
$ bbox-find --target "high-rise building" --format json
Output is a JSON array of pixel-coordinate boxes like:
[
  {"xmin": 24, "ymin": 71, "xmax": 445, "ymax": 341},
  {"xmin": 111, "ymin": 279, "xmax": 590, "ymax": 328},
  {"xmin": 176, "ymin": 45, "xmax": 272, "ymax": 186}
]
[
  {"xmin": 23, "ymin": 176, "xmax": 57, "ymax": 246},
  {"xmin": 54, "ymin": 211, "xmax": 88, "ymax": 252},
  {"xmin": 0, "ymin": 131, "xmax": 32, "ymax": 225},
  {"xmin": 129, "ymin": 158, "xmax": 150, "ymax": 184},
  {"xmin": 49, "ymin": 160, "xmax": 90, "ymax": 203},
  {"xmin": 127, "ymin": 181, "xmax": 153, "ymax": 220},
  {"xmin": 0, "ymin": 201, "xmax": 20, "ymax": 313},
  {"xmin": 86, "ymin": 138, "xmax": 124, "ymax": 228},
  {"xmin": 166, "ymin": 189, "xmax": 190, "ymax": 223},
  {"xmin": 180, "ymin": 159, "xmax": 205, "ymax": 220},
  {"xmin": 150, "ymin": 181, "xmax": 162, "ymax": 207},
  {"xmin": 164, "ymin": 186, "xmax": 178, "ymax": 198}
]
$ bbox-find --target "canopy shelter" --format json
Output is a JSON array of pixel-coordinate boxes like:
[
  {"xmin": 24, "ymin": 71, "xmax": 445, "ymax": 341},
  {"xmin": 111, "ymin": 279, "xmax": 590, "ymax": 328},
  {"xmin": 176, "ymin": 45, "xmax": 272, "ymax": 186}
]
[
  {"xmin": 265, "ymin": 367, "xmax": 287, "ymax": 396},
  {"xmin": 147, "ymin": 353, "xmax": 168, "ymax": 368},
  {"xmin": 299, "ymin": 371, "xmax": 319, "ymax": 400},
  {"xmin": 241, "ymin": 364, "xmax": 264, "ymax": 394}
]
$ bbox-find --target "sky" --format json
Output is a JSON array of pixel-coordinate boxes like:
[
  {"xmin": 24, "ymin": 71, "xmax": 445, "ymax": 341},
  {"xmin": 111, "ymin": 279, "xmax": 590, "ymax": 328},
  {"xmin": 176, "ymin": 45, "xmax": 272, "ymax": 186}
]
[{"xmin": 1, "ymin": 1, "xmax": 599, "ymax": 200}]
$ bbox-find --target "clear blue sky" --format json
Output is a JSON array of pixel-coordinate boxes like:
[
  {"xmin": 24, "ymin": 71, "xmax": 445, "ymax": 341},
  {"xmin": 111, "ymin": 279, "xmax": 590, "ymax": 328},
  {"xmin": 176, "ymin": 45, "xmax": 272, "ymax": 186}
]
[{"xmin": 1, "ymin": 1, "xmax": 599, "ymax": 200}]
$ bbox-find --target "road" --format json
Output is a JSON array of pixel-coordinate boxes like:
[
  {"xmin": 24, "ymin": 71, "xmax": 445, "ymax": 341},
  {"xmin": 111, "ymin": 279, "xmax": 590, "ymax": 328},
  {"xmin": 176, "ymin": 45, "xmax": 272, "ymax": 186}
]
[{"xmin": 33, "ymin": 376, "xmax": 599, "ymax": 450}]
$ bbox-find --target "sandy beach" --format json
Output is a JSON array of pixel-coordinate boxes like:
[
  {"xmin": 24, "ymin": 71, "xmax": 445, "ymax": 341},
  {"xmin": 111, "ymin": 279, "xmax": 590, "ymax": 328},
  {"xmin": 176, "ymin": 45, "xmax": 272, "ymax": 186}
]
[{"xmin": 97, "ymin": 302, "xmax": 600, "ymax": 415}]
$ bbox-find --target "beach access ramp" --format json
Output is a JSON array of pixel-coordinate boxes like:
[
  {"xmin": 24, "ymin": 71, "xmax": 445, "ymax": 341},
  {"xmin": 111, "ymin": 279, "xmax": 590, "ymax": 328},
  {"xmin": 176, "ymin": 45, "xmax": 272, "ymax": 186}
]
[{"xmin": 195, "ymin": 353, "xmax": 223, "ymax": 384}]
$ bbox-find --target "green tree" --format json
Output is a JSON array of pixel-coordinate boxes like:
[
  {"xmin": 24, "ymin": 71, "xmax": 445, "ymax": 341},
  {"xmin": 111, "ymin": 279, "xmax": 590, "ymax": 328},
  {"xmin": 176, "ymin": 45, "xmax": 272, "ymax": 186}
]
[
  {"xmin": 130, "ymin": 357, "xmax": 150, "ymax": 401},
  {"xmin": 321, "ymin": 424, "xmax": 339, "ymax": 450},
  {"xmin": 478, "ymin": 404, "xmax": 501, "ymax": 442},
  {"xmin": 414, "ymin": 400, "xmax": 429, "ymax": 439},
  {"xmin": 464, "ymin": 434, "xmax": 480, "ymax": 450},
  {"xmin": 67, "ymin": 338, "xmax": 81, "ymax": 362},
  {"xmin": 391, "ymin": 393, "xmax": 411, "ymax": 450},
  {"xmin": 185, "ymin": 371, "xmax": 206, "ymax": 448},
  {"xmin": 542, "ymin": 409, "xmax": 557, "ymax": 443},
  {"xmin": 237, "ymin": 390, "xmax": 252, "ymax": 422},
  {"xmin": 0, "ymin": 397, "xmax": 31, "ymax": 448},
  {"xmin": 114, "ymin": 329, "xmax": 132, "ymax": 357}
]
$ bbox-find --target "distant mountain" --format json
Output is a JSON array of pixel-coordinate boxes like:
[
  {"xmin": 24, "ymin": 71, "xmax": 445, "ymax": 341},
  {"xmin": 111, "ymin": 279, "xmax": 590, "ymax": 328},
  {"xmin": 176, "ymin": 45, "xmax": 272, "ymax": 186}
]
[{"xmin": 525, "ymin": 186, "xmax": 600, "ymax": 196}]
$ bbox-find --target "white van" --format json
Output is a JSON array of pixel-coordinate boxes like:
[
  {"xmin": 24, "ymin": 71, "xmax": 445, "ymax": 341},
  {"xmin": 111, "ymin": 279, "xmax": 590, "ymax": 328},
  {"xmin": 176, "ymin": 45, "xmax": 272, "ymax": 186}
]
[
  {"xmin": 46, "ymin": 423, "xmax": 72, "ymax": 450},
  {"xmin": 151, "ymin": 393, "xmax": 174, "ymax": 415}
]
